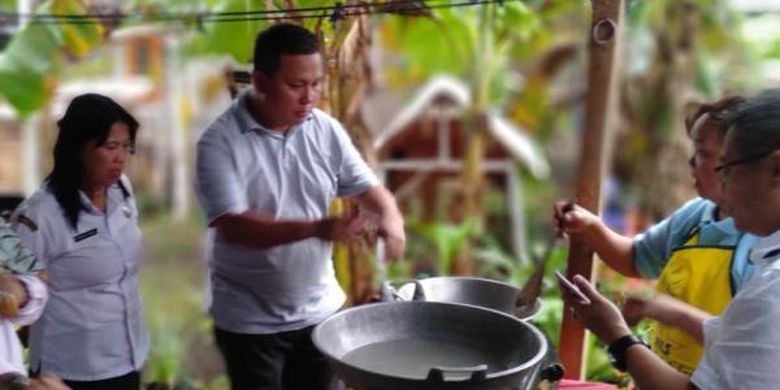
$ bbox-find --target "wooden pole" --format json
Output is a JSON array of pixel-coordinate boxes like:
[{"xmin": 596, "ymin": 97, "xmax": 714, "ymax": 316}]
[{"xmin": 558, "ymin": 0, "xmax": 624, "ymax": 379}]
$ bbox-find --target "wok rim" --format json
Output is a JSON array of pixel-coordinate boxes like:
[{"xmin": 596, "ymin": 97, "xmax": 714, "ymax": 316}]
[
  {"xmin": 396, "ymin": 276, "xmax": 543, "ymax": 320},
  {"xmin": 312, "ymin": 301, "xmax": 549, "ymax": 383}
]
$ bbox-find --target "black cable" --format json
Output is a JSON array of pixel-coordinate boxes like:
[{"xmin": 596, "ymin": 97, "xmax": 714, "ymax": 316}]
[
  {"xmin": 0, "ymin": 0, "xmax": 508, "ymax": 25},
  {"xmin": 204, "ymin": 0, "xmax": 500, "ymax": 23}
]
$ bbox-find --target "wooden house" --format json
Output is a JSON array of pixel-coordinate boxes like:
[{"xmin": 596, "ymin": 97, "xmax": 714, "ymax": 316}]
[{"xmin": 362, "ymin": 75, "xmax": 550, "ymax": 258}]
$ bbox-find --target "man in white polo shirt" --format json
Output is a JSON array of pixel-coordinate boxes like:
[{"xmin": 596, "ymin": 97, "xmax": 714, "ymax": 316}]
[{"xmin": 195, "ymin": 23, "xmax": 405, "ymax": 390}]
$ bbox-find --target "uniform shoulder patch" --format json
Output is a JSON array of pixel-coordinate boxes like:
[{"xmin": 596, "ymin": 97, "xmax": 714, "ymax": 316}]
[{"xmin": 15, "ymin": 214, "xmax": 38, "ymax": 232}]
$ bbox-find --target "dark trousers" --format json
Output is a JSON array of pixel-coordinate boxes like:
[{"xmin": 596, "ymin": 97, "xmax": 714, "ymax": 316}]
[
  {"xmin": 62, "ymin": 371, "xmax": 140, "ymax": 390},
  {"xmin": 214, "ymin": 325, "xmax": 333, "ymax": 390}
]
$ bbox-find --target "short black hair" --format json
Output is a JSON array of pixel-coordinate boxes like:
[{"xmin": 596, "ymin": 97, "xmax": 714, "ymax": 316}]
[
  {"xmin": 48, "ymin": 93, "xmax": 139, "ymax": 229},
  {"xmin": 253, "ymin": 23, "xmax": 320, "ymax": 76},
  {"xmin": 723, "ymin": 89, "xmax": 780, "ymax": 160}
]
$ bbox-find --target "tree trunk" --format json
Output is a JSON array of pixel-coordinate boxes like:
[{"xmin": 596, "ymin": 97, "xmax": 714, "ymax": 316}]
[
  {"xmin": 322, "ymin": 15, "xmax": 379, "ymax": 304},
  {"xmin": 451, "ymin": 111, "xmax": 486, "ymax": 275}
]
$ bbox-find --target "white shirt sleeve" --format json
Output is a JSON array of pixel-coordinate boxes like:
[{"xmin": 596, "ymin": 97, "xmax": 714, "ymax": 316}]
[
  {"xmin": 12, "ymin": 274, "xmax": 47, "ymax": 327},
  {"xmin": 0, "ymin": 275, "xmax": 46, "ymax": 376},
  {"xmin": 195, "ymin": 129, "xmax": 249, "ymax": 224},
  {"xmin": 0, "ymin": 319, "xmax": 24, "ymax": 375},
  {"xmin": 692, "ymin": 270, "xmax": 780, "ymax": 389}
]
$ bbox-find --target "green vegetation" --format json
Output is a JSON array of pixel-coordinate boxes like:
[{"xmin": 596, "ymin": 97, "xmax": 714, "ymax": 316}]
[{"xmin": 139, "ymin": 209, "xmax": 227, "ymax": 389}]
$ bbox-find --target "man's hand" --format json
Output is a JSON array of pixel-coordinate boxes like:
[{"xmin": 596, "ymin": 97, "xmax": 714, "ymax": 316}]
[
  {"xmin": 316, "ymin": 214, "xmax": 366, "ymax": 242},
  {"xmin": 0, "ymin": 273, "xmax": 26, "ymax": 318},
  {"xmin": 561, "ymin": 274, "xmax": 631, "ymax": 344},
  {"xmin": 29, "ymin": 374, "xmax": 71, "ymax": 390},
  {"xmin": 378, "ymin": 215, "xmax": 405, "ymax": 261}
]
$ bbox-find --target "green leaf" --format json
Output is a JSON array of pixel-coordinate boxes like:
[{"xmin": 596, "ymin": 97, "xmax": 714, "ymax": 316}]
[
  {"xmin": 381, "ymin": 15, "xmax": 471, "ymax": 81},
  {"xmin": 54, "ymin": 0, "xmax": 104, "ymax": 58},
  {"xmin": 694, "ymin": 48, "xmax": 718, "ymax": 98},
  {"xmin": 0, "ymin": 2, "xmax": 64, "ymax": 116},
  {"xmin": 187, "ymin": 0, "xmax": 269, "ymax": 64},
  {"xmin": 0, "ymin": 0, "xmax": 104, "ymax": 116},
  {"xmin": 407, "ymin": 218, "xmax": 478, "ymax": 274}
]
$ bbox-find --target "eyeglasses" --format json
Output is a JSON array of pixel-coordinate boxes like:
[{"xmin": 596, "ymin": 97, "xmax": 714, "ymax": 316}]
[{"xmin": 715, "ymin": 150, "xmax": 773, "ymax": 181}]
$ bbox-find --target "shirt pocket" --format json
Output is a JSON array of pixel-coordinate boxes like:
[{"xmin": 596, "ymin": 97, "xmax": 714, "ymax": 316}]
[{"xmin": 48, "ymin": 233, "xmax": 126, "ymax": 292}]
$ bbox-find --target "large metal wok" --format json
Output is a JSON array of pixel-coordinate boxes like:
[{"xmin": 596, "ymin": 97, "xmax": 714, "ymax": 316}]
[
  {"xmin": 313, "ymin": 301, "xmax": 547, "ymax": 390},
  {"xmin": 392, "ymin": 276, "xmax": 542, "ymax": 320}
]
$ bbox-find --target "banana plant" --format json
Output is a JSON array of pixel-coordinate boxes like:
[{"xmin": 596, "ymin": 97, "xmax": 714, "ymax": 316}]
[
  {"xmin": 0, "ymin": 0, "xmax": 103, "ymax": 116},
  {"xmin": 407, "ymin": 218, "xmax": 479, "ymax": 275},
  {"xmin": 376, "ymin": 1, "xmax": 542, "ymax": 274}
]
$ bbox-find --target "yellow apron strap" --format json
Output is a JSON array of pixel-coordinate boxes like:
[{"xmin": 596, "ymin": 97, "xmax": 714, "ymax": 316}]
[{"xmin": 651, "ymin": 233, "xmax": 734, "ymax": 375}]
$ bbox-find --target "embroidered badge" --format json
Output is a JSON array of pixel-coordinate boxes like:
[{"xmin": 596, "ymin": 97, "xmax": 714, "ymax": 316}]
[
  {"xmin": 15, "ymin": 214, "xmax": 38, "ymax": 232},
  {"xmin": 74, "ymin": 228, "xmax": 98, "ymax": 243}
]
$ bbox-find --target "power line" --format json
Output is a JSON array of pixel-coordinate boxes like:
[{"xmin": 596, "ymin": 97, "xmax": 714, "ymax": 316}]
[{"xmin": 0, "ymin": 0, "xmax": 509, "ymax": 25}]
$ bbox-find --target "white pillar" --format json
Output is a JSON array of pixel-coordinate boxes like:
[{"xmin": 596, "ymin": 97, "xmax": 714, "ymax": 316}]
[
  {"xmin": 166, "ymin": 34, "xmax": 188, "ymax": 220},
  {"xmin": 17, "ymin": 0, "xmax": 32, "ymax": 27},
  {"xmin": 21, "ymin": 114, "xmax": 39, "ymax": 196},
  {"xmin": 507, "ymin": 165, "xmax": 526, "ymax": 261}
]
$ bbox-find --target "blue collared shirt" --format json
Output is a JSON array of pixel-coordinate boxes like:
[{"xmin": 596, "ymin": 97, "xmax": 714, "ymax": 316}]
[
  {"xmin": 195, "ymin": 90, "xmax": 378, "ymax": 334},
  {"xmin": 633, "ymin": 197, "xmax": 757, "ymax": 291}
]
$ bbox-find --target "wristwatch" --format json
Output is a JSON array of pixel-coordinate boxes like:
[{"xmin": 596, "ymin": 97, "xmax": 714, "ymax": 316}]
[{"xmin": 607, "ymin": 334, "xmax": 648, "ymax": 372}]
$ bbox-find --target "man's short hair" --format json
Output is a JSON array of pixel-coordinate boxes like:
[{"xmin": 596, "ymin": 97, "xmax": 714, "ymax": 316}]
[{"xmin": 253, "ymin": 23, "xmax": 320, "ymax": 76}]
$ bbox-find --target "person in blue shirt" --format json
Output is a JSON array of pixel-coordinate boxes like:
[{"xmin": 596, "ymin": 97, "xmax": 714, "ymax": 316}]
[
  {"xmin": 561, "ymin": 88, "xmax": 780, "ymax": 390},
  {"xmin": 14, "ymin": 94, "xmax": 147, "ymax": 389},
  {"xmin": 195, "ymin": 24, "xmax": 405, "ymax": 390},
  {"xmin": 553, "ymin": 96, "xmax": 756, "ymax": 374}
]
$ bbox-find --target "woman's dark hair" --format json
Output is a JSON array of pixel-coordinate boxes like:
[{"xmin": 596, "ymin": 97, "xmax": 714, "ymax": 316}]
[
  {"xmin": 684, "ymin": 95, "xmax": 745, "ymax": 137},
  {"xmin": 48, "ymin": 93, "xmax": 139, "ymax": 230},
  {"xmin": 253, "ymin": 23, "xmax": 320, "ymax": 76}
]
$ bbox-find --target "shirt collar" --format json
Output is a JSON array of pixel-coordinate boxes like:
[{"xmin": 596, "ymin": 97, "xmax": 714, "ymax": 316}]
[
  {"xmin": 234, "ymin": 89, "xmax": 312, "ymax": 138},
  {"xmin": 749, "ymin": 229, "xmax": 780, "ymax": 268},
  {"xmin": 78, "ymin": 183, "xmax": 124, "ymax": 215},
  {"xmin": 235, "ymin": 89, "xmax": 268, "ymax": 134},
  {"xmin": 701, "ymin": 200, "xmax": 739, "ymax": 235}
]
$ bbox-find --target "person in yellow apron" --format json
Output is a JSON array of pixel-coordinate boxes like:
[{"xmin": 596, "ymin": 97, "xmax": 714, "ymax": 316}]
[
  {"xmin": 649, "ymin": 228, "xmax": 737, "ymax": 374},
  {"xmin": 553, "ymin": 95, "xmax": 758, "ymax": 374}
]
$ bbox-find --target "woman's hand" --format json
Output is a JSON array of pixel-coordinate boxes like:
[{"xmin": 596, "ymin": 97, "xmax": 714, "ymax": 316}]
[
  {"xmin": 561, "ymin": 274, "xmax": 631, "ymax": 344},
  {"xmin": 622, "ymin": 293, "xmax": 699, "ymax": 327},
  {"xmin": 28, "ymin": 374, "xmax": 71, "ymax": 390},
  {"xmin": 552, "ymin": 201, "xmax": 601, "ymax": 238},
  {"xmin": 0, "ymin": 273, "xmax": 26, "ymax": 318}
]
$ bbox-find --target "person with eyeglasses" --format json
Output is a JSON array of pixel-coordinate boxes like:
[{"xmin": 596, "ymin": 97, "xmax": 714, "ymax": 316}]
[
  {"xmin": 561, "ymin": 89, "xmax": 780, "ymax": 389},
  {"xmin": 553, "ymin": 96, "xmax": 759, "ymax": 375},
  {"xmin": 12, "ymin": 94, "xmax": 148, "ymax": 390}
]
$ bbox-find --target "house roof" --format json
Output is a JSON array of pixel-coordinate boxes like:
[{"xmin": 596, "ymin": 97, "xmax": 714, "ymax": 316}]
[
  {"xmin": 53, "ymin": 77, "xmax": 154, "ymax": 116},
  {"xmin": 363, "ymin": 74, "xmax": 550, "ymax": 178},
  {"xmin": 111, "ymin": 24, "xmax": 185, "ymax": 40}
]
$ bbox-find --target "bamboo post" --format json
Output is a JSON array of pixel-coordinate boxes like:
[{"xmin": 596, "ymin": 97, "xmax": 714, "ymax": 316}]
[{"xmin": 558, "ymin": 0, "xmax": 624, "ymax": 379}]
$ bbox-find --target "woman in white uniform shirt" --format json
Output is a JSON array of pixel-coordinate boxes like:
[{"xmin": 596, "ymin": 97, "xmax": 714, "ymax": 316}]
[{"xmin": 13, "ymin": 94, "xmax": 148, "ymax": 390}]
